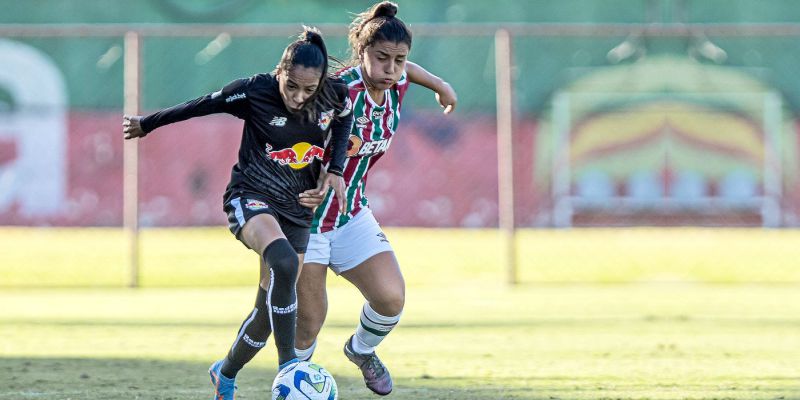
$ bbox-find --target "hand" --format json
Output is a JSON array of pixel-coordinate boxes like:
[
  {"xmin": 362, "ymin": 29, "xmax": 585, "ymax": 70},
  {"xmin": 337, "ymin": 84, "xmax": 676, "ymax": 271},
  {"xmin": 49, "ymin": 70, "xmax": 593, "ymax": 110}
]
[
  {"xmin": 299, "ymin": 169, "xmax": 330, "ymax": 210},
  {"xmin": 298, "ymin": 188, "xmax": 326, "ymax": 209},
  {"xmin": 122, "ymin": 115, "xmax": 147, "ymax": 139},
  {"xmin": 435, "ymin": 82, "xmax": 457, "ymax": 114},
  {"xmin": 317, "ymin": 173, "xmax": 347, "ymax": 214}
]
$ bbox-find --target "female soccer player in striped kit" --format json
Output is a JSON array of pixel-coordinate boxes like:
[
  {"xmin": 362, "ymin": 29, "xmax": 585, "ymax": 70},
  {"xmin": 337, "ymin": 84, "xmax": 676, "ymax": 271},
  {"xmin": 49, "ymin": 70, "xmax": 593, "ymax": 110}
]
[
  {"xmin": 123, "ymin": 27, "xmax": 352, "ymax": 400},
  {"xmin": 294, "ymin": 2, "xmax": 458, "ymax": 395}
]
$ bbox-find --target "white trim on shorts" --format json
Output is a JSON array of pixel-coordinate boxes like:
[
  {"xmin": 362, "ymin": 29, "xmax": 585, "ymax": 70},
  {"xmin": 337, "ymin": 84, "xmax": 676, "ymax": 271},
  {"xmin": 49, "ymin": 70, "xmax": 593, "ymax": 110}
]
[
  {"xmin": 304, "ymin": 208, "xmax": 393, "ymax": 274},
  {"xmin": 232, "ymin": 197, "xmax": 246, "ymax": 227}
]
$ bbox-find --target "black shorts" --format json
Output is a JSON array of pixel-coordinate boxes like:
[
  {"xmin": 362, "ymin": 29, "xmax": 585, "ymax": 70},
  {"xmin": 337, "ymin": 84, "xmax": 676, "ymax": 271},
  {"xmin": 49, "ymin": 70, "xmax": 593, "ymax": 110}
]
[{"xmin": 223, "ymin": 192, "xmax": 310, "ymax": 254}]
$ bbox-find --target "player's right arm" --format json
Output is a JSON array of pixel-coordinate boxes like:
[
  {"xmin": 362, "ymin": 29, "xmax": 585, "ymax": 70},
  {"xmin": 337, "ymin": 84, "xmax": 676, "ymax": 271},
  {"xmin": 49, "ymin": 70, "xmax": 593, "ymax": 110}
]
[
  {"xmin": 405, "ymin": 61, "xmax": 457, "ymax": 114},
  {"xmin": 122, "ymin": 77, "xmax": 252, "ymax": 140}
]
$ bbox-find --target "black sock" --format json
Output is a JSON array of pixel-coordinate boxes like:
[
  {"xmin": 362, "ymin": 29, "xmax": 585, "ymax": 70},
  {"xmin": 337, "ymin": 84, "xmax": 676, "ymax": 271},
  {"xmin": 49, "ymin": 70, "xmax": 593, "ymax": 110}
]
[
  {"xmin": 220, "ymin": 285, "xmax": 272, "ymax": 378},
  {"xmin": 262, "ymin": 238, "xmax": 300, "ymax": 366}
]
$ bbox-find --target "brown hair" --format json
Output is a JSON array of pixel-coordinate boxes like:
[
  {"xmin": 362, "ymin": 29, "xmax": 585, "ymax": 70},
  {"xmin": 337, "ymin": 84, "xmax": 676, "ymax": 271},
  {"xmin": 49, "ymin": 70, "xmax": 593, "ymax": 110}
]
[{"xmin": 348, "ymin": 1, "xmax": 412, "ymax": 65}]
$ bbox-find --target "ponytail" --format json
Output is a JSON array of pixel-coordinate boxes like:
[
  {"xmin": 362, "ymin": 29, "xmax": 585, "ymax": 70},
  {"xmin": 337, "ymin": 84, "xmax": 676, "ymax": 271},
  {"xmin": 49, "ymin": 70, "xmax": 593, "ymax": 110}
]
[
  {"xmin": 277, "ymin": 26, "xmax": 342, "ymax": 122},
  {"xmin": 348, "ymin": 1, "xmax": 412, "ymax": 65}
]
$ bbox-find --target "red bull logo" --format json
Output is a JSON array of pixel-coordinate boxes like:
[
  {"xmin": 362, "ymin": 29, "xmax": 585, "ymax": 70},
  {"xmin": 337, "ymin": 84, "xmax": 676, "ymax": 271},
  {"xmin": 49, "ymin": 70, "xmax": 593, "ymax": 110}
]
[
  {"xmin": 267, "ymin": 141, "xmax": 325, "ymax": 170},
  {"xmin": 301, "ymin": 145, "xmax": 325, "ymax": 163},
  {"xmin": 244, "ymin": 199, "xmax": 269, "ymax": 210}
]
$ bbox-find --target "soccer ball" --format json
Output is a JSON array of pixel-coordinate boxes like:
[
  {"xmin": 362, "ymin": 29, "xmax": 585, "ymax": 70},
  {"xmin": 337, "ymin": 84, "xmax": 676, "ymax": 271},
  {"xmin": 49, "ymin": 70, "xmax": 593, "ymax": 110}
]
[{"xmin": 271, "ymin": 361, "xmax": 338, "ymax": 400}]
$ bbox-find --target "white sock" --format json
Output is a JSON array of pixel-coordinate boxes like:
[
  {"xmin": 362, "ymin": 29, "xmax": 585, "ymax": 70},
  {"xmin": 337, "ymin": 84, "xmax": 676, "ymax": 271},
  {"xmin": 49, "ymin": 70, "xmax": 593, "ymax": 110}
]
[
  {"xmin": 294, "ymin": 340, "xmax": 317, "ymax": 361},
  {"xmin": 352, "ymin": 302, "xmax": 401, "ymax": 355}
]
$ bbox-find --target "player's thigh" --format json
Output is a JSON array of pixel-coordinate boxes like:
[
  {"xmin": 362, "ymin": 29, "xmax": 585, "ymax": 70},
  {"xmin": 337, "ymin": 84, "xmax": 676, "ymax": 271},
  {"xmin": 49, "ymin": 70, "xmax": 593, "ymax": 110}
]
[
  {"xmin": 296, "ymin": 262, "xmax": 329, "ymax": 337},
  {"xmin": 298, "ymin": 232, "xmax": 331, "ymax": 314},
  {"xmin": 298, "ymin": 262, "xmax": 328, "ymax": 311},
  {"xmin": 225, "ymin": 195, "xmax": 287, "ymax": 252},
  {"xmin": 240, "ymin": 213, "xmax": 286, "ymax": 254}
]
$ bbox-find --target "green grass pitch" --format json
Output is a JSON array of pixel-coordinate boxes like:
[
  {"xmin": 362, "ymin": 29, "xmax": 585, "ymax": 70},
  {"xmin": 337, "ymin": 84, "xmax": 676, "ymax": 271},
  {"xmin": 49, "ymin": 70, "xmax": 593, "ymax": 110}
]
[{"xmin": 1, "ymin": 227, "xmax": 799, "ymax": 399}]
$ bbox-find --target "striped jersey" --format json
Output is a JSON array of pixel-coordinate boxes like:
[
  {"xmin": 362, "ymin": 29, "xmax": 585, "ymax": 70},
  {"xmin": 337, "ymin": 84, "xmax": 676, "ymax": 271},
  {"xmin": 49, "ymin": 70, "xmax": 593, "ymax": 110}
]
[{"xmin": 311, "ymin": 65, "xmax": 410, "ymax": 233}]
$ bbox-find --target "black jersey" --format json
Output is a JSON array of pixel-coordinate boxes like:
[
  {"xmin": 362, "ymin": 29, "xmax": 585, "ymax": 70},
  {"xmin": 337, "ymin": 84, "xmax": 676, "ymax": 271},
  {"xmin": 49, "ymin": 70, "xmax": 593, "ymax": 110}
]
[{"xmin": 140, "ymin": 73, "xmax": 353, "ymax": 226}]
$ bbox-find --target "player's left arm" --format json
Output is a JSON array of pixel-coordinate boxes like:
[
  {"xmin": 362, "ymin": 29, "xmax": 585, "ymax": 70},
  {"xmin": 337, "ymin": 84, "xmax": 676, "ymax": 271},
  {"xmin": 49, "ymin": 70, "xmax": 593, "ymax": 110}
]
[
  {"xmin": 298, "ymin": 168, "xmax": 328, "ymax": 209},
  {"xmin": 313, "ymin": 82, "xmax": 353, "ymax": 214},
  {"xmin": 405, "ymin": 61, "xmax": 457, "ymax": 114},
  {"xmin": 123, "ymin": 78, "xmax": 252, "ymax": 140}
]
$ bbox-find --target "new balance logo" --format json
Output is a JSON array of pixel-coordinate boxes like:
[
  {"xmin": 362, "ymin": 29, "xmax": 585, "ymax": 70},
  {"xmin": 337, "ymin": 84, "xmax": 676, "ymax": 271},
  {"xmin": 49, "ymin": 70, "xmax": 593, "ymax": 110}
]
[
  {"xmin": 270, "ymin": 116, "xmax": 287, "ymax": 127},
  {"xmin": 225, "ymin": 92, "xmax": 246, "ymax": 103}
]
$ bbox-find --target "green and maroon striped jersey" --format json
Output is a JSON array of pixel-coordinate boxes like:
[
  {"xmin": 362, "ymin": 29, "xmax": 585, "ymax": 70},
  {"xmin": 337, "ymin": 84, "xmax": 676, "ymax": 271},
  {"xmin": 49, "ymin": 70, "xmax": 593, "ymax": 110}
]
[{"xmin": 311, "ymin": 65, "xmax": 410, "ymax": 233}]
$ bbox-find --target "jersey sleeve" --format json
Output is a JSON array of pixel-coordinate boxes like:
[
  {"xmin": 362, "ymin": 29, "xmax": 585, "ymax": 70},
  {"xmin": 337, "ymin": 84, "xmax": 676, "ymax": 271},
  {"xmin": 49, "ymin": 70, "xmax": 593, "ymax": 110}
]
[
  {"xmin": 325, "ymin": 81, "xmax": 354, "ymax": 176},
  {"xmin": 139, "ymin": 78, "xmax": 252, "ymax": 133},
  {"xmin": 395, "ymin": 70, "xmax": 410, "ymax": 104}
]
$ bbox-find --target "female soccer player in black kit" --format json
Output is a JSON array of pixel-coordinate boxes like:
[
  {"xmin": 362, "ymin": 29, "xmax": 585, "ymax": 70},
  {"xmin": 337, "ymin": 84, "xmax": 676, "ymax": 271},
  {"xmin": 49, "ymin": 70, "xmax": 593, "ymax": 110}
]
[{"xmin": 122, "ymin": 27, "xmax": 352, "ymax": 400}]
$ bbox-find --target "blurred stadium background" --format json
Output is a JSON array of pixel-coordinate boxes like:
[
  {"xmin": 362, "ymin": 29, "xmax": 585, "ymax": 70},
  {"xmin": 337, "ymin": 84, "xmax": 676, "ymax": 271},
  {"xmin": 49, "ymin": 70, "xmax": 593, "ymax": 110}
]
[
  {"xmin": 3, "ymin": 0, "xmax": 800, "ymax": 283},
  {"xmin": 1, "ymin": 1, "xmax": 800, "ymax": 399},
  {"xmin": 4, "ymin": 0, "xmax": 800, "ymax": 232}
]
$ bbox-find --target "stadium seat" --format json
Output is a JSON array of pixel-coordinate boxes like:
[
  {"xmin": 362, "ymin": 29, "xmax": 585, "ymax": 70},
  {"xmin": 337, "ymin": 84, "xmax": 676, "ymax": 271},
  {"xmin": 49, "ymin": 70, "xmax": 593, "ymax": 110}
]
[
  {"xmin": 627, "ymin": 170, "xmax": 663, "ymax": 200},
  {"xmin": 670, "ymin": 170, "xmax": 706, "ymax": 200},
  {"xmin": 719, "ymin": 169, "xmax": 758, "ymax": 200},
  {"xmin": 576, "ymin": 169, "xmax": 614, "ymax": 199}
]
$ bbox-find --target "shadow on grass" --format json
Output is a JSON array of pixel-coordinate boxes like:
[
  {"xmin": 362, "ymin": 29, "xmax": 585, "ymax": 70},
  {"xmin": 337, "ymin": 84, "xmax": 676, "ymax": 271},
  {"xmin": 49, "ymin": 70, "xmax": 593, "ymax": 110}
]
[
  {"xmin": 5, "ymin": 315, "xmax": 800, "ymax": 330},
  {"xmin": 0, "ymin": 357, "xmax": 351, "ymax": 400},
  {"xmin": 2, "ymin": 358, "xmax": 799, "ymax": 400},
  {"xmin": 0, "ymin": 357, "xmax": 539, "ymax": 400}
]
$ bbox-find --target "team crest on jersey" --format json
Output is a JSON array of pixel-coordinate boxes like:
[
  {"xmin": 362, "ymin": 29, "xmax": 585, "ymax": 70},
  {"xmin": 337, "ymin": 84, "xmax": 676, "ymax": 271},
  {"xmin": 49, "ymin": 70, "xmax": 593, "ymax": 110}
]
[
  {"xmin": 318, "ymin": 109, "xmax": 334, "ymax": 130},
  {"xmin": 245, "ymin": 199, "xmax": 269, "ymax": 210}
]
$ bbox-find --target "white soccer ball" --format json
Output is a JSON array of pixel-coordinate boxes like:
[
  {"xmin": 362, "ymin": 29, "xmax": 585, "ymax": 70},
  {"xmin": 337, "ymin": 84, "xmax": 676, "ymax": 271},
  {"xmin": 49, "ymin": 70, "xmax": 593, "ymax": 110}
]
[{"xmin": 271, "ymin": 361, "xmax": 338, "ymax": 400}]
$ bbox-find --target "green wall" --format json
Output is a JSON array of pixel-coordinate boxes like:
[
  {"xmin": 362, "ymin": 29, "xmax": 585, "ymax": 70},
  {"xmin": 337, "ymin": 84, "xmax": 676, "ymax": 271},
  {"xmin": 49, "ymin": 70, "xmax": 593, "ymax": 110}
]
[{"xmin": 2, "ymin": 1, "xmax": 800, "ymax": 113}]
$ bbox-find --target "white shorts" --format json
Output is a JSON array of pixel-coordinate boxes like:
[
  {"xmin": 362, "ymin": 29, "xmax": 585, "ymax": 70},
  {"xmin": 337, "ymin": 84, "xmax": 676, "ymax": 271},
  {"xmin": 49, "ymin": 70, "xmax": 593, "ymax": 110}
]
[{"xmin": 305, "ymin": 208, "xmax": 393, "ymax": 274}]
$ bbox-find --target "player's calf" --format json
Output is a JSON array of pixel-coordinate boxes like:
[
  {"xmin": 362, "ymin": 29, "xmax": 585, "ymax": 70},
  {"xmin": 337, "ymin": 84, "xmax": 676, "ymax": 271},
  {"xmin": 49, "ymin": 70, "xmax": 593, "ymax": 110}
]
[{"xmin": 262, "ymin": 238, "xmax": 300, "ymax": 366}]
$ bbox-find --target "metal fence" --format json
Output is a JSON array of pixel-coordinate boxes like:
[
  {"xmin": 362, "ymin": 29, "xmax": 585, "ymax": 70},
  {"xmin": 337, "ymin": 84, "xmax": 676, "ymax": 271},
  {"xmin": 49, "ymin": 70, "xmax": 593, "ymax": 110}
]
[
  {"xmin": 2, "ymin": 22, "xmax": 800, "ymax": 284},
  {"xmin": 3, "ymin": 23, "xmax": 800, "ymax": 227}
]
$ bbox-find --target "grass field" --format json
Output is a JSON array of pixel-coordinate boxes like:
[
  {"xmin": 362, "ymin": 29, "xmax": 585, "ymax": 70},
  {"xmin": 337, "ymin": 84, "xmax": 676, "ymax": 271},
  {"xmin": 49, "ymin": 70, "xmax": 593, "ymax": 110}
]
[{"xmin": 1, "ymin": 227, "xmax": 800, "ymax": 399}]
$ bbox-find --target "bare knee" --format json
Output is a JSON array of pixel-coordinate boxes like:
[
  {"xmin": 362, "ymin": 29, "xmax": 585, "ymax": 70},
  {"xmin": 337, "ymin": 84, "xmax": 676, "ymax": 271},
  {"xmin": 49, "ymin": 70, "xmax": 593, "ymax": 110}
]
[{"xmin": 370, "ymin": 289, "xmax": 405, "ymax": 317}]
